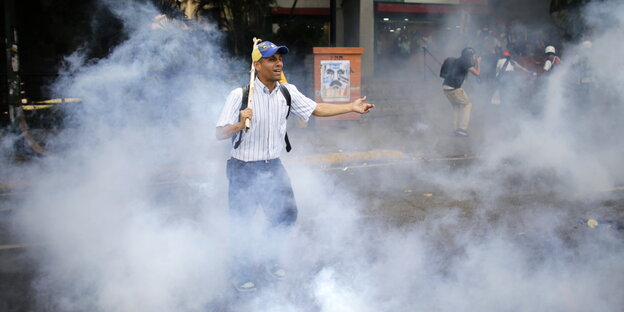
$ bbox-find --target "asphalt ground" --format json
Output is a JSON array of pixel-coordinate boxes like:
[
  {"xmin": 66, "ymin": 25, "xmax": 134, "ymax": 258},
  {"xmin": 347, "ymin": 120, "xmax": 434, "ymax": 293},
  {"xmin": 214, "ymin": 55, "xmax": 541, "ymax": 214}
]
[{"xmin": 2, "ymin": 150, "xmax": 623, "ymax": 311}]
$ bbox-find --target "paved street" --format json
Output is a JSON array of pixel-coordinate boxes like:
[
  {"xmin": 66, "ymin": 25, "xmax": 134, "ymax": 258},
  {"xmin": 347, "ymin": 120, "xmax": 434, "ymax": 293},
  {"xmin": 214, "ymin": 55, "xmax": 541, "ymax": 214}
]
[{"xmin": 1, "ymin": 79, "xmax": 623, "ymax": 311}]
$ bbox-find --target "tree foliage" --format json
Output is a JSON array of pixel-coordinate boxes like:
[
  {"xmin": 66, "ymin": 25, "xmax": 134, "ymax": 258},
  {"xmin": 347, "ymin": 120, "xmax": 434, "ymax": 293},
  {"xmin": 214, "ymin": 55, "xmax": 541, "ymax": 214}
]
[
  {"xmin": 156, "ymin": 0, "xmax": 275, "ymax": 56},
  {"xmin": 549, "ymin": 0, "xmax": 605, "ymax": 13}
]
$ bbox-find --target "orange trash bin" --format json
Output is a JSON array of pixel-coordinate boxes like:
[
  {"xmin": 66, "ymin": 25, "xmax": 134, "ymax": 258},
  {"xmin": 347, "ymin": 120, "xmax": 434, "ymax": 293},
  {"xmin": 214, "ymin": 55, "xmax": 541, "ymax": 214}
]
[{"xmin": 313, "ymin": 47, "xmax": 365, "ymax": 124}]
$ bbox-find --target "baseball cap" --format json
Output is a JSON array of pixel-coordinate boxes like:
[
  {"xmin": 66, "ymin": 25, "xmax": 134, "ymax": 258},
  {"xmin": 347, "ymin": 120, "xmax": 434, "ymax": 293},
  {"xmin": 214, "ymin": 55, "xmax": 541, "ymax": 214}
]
[{"xmin": 253, "ymin": 41, "xmax": 289, "ymax": 61}]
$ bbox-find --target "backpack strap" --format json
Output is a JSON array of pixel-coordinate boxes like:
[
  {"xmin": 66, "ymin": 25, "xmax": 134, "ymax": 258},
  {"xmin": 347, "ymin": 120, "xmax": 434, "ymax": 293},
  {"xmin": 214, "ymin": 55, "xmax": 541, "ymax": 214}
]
[
  {"xmin": 279, "ymin": 84, "xmax": 292, "ymax": 152},
  {"xmin": 548, "ymin": 55, "xmax": 561, "ymax": 66},
  {"xmin": 232, "ymin": 84, "xmax": 294, "ymax": 152},
  {"xmin": 232, "ymin": 84, "xmax": 249, "ymax": 149},
  {"xmin": 279, "ymin": 84, "xmax": 292, "ymax": 117},
  {"xmin": 497, "ymin": 57, "xmax": 512, "ymax": 79}
]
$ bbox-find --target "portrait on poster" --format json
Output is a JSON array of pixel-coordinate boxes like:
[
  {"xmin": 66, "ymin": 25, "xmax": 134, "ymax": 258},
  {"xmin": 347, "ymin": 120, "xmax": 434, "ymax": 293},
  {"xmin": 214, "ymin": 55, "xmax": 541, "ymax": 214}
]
[{"xmin": 320, "ymin": 60, "xmax": 350, "ymax": 102}]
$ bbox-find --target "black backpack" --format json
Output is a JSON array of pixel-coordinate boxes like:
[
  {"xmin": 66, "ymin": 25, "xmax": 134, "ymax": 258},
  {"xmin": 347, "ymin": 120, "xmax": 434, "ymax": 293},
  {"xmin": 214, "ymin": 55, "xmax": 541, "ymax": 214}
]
[
  {"xmin": 440, "ymin": 57, "xmax": 457, "ymax": 79},
  {"xmin": 232, "ymin": 84, "xmax": 293, "ymax": 152}
]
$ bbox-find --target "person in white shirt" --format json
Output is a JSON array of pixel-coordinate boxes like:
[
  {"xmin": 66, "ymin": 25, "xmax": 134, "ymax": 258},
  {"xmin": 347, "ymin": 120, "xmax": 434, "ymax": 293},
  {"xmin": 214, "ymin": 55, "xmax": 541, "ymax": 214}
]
[
  {"xmin": 216, "ymin": 41, "xmax": 374, "ymax": 292},
  {"xmin": 494, "ymin": 49, "xmax": 532, "ymax": 106},
  {"xmin": 543, "ymin": 45, "xmax": 561, "ymax": 73},
  {"xmin": 496, "ymin": 50, "xmax": 531, "ymax": 77}
]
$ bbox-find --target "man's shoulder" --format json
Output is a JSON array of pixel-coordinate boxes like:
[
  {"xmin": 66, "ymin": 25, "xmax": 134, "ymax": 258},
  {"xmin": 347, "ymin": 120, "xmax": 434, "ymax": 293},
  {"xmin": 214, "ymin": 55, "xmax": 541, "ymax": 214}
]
[
  {"xmin": 452, "ymin": 57, "xmax": 471, "ymax": 71},
  {"xmin": 229, "ymin": 86, "xmax": 244, "ymax": 95},
  {"xmin": 279, "ymin": 82, "xmax": 301, "ymax": 95},
  {"xmin": 225, "ymin": 87, "xmax": 244, "ymax": 104},
  {"xmin": 461, "ymin": 57, "xmax": 475, "ymax": 68},
  {"xmin": 279, "ymin": 82, "xmax": 295, "ymax": 90}
]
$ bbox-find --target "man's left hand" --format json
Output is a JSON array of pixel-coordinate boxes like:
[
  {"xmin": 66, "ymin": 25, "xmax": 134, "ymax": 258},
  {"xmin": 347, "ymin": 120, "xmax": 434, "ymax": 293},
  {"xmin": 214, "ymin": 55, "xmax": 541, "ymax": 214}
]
[{"xmin": 352, "ymin": 96, "xmax": 375, "ymax": 114}]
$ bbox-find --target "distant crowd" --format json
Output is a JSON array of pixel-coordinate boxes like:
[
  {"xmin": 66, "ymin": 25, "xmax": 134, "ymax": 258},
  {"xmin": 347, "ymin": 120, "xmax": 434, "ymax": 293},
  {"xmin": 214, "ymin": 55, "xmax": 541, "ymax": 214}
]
[{"xmin": 437, "ymin": 21, "xmax": 599, "ymax": 138}]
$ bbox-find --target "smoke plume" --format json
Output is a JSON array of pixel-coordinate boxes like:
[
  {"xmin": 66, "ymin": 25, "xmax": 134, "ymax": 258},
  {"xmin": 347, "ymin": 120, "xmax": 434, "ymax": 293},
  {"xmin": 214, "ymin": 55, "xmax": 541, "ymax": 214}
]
[{"xmin": 3, "ymin": 0, "xmax": 624, "ymax": 311}]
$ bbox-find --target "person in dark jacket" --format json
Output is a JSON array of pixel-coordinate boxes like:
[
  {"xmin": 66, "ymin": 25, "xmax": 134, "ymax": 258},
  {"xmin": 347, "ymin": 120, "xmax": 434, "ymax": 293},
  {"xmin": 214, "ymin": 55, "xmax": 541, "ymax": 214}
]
[{"xmin": 442, "ymin": 47, "xmax": 481, "ymax": 137}]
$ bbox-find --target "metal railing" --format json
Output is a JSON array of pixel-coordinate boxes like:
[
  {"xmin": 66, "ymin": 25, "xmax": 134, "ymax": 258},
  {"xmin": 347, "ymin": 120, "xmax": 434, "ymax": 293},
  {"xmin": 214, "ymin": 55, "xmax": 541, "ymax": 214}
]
[{"xmin": 422, "ymin": 46, "xmax": 442, "ymax": 81}]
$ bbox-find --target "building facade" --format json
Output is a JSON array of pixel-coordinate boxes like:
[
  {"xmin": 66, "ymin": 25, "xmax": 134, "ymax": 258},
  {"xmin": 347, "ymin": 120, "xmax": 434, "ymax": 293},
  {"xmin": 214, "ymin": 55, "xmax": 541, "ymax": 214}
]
[{"xmin": 273, "ymin": 0, "xmax": 489, "ymax": 79}]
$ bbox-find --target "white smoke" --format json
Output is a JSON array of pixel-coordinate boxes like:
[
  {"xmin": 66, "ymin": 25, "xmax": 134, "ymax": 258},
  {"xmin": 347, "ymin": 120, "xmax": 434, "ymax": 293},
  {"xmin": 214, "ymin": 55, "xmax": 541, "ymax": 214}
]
[{"xmin": 4, "ymin": 0, "xmax": 624, "ymax": 311}]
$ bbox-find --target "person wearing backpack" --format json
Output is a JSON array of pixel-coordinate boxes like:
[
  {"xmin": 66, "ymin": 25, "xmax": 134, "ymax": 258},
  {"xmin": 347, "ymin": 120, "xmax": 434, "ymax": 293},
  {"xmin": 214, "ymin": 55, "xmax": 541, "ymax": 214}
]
[
  {"xmin": 440, "ymin": 47, "xmax": 481, "ymax": 137},
  {"xmin": 216, "ymin": 41, "xmax": 374, "ymax": 292},
  {"xmin": 493, "ymin": 49, "xmax": 533, "ymax": 106}
]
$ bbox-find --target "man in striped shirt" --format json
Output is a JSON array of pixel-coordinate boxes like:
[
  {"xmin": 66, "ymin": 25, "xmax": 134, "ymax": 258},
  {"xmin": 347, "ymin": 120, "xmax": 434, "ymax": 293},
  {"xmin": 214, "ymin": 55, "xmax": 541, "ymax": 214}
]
[{"xmin": 216, "ymin": 41, "xmax": 373, "ymax": 292}]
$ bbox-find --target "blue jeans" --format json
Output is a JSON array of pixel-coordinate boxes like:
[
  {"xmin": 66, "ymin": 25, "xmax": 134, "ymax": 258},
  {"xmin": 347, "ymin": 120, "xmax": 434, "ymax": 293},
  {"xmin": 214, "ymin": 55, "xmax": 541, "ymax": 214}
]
[{"xmin": 226, "ymin": 157, "xmax": 297, "ymax": 279}]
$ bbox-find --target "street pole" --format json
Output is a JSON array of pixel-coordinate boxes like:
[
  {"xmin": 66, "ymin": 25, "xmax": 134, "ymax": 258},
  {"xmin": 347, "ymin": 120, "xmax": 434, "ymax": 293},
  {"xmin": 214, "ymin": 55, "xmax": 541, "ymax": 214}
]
[
  {"xmin": 3, "ymin": 0, "xmax": 21, "ymax": 125},
  {"xmin": 330, "ymin": 0, "xmax": 336, "ymax": 47},
  {"xmin": 423, "ymin": 47, "xmax": 426, "ymax": 81}
]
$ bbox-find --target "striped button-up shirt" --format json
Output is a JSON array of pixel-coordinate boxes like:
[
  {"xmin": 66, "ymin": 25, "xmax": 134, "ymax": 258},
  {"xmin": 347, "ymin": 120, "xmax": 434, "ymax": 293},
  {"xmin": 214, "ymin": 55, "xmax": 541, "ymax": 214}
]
[{"xmin": 216, "ymin": 77, "xmax": 317, "ymax": 161}]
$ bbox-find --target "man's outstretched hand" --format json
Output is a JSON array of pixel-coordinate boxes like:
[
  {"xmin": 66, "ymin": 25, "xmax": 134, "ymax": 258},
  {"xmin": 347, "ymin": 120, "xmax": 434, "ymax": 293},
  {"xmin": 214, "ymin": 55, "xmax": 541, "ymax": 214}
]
[{"xmin": 352, "ymin": 96, "xmax": 375, "ymax": 114}]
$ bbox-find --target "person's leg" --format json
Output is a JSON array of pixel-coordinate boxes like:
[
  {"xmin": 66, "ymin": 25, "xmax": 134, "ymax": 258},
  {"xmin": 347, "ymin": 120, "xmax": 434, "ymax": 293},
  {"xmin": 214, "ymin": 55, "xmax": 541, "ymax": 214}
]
[
  {"xmin": 257, "ymin": 159, "xmax": 298, "ymax": 279},
  {"xmin": 453, "ymin": 102, "xmax": 461, "ymax": 130},
  {"xmin": 498, "ymin": 80, "xmax": 507, "ymax": 106},
  {"xmin": 226, "ymin": 158, "xmax": 260, "ymax": 288},
  {"xmin": 444, "ymin": 90, "xmax": 461, "ymax": 130},
  {"xmin": 456, "ymin": 88, "xmax": 473, "ymax": 131},
  {"xmin": 263, "ymin": 160, "xmax": 297, "ymax": 228}
]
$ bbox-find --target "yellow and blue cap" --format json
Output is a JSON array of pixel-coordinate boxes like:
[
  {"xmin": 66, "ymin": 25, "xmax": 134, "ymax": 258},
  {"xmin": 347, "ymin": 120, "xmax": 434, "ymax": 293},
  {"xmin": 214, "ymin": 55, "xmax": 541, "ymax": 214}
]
[{"xmin": 253, "ymin": 41, "xmax": 289, "ymax": 61}]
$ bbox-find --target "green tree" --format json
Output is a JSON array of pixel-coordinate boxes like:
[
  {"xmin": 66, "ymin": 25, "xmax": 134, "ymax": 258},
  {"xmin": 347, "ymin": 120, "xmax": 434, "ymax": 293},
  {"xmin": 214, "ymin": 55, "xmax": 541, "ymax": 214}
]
[
  {"xmin": 157, "ymin": 0, "xmax": 275, "ymax": 56},
  {"xmin": 550, "ymin": 0, "xmax": 593, "ymax": 13}
]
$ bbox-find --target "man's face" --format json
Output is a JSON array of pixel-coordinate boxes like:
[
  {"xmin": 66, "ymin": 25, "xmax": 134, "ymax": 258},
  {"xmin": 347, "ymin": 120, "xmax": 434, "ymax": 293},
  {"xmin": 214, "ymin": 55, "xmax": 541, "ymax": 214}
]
[
  {"xmin": 254, "ymin": 53, "xmax": 283, "ymax": 83},
  {"xmin": 324, "ymin": 65, "xmax": 348, "ymax": 89}
]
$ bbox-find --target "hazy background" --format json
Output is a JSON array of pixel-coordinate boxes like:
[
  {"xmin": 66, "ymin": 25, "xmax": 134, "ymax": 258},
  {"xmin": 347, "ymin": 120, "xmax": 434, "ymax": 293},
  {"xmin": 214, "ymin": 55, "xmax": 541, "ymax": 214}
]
[{"xmin": 2, "ymin": 0, "xmax": 623, "ymax": 311}]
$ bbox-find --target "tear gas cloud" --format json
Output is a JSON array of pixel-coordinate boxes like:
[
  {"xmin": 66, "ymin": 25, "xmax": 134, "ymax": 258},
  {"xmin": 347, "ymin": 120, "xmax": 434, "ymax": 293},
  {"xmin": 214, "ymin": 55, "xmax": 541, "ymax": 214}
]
[{"xmin": 4, "ymin": 0, "xmax": 624, "ymax": 311}]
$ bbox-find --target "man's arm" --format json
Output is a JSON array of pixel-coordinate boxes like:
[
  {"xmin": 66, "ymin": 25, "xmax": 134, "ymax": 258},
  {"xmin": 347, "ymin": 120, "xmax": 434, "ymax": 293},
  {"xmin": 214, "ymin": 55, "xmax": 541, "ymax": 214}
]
[
  {"xmin": 512, "ymin": 60, "xmax": 531, "ymax": 73},
  {"xmin": 468, "ymin": 56, "xmax": 482, "ymax": 76},
  {"xmin": 216, "ymin": 123, "xmax": 243, "ymax": 141},
  {"xmin": 312, "ymin": 96, "xmax": 374, "ymax": 117},
  {"xmin": 215, "ymin": 107, "xmax": 252, "ymax": 140}
]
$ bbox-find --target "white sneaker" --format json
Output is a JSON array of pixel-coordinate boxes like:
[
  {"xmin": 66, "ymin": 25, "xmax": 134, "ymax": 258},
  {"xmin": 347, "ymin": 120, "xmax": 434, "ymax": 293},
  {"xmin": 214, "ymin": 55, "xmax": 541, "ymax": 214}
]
[
  {"xmin": 265, "ymin": 263, "xmax": 286, "ymax": 280},
  {"xmin": 231, "ymin": 279, "xmax": 257, "ymax": 292}
]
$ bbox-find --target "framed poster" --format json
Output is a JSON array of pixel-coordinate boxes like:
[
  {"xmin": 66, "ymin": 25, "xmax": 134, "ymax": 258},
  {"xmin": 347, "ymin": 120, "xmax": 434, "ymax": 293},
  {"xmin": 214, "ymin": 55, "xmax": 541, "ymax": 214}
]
[{"xmin": 320, "ymin": 60, "xmax": 350, "ymax": 102}]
